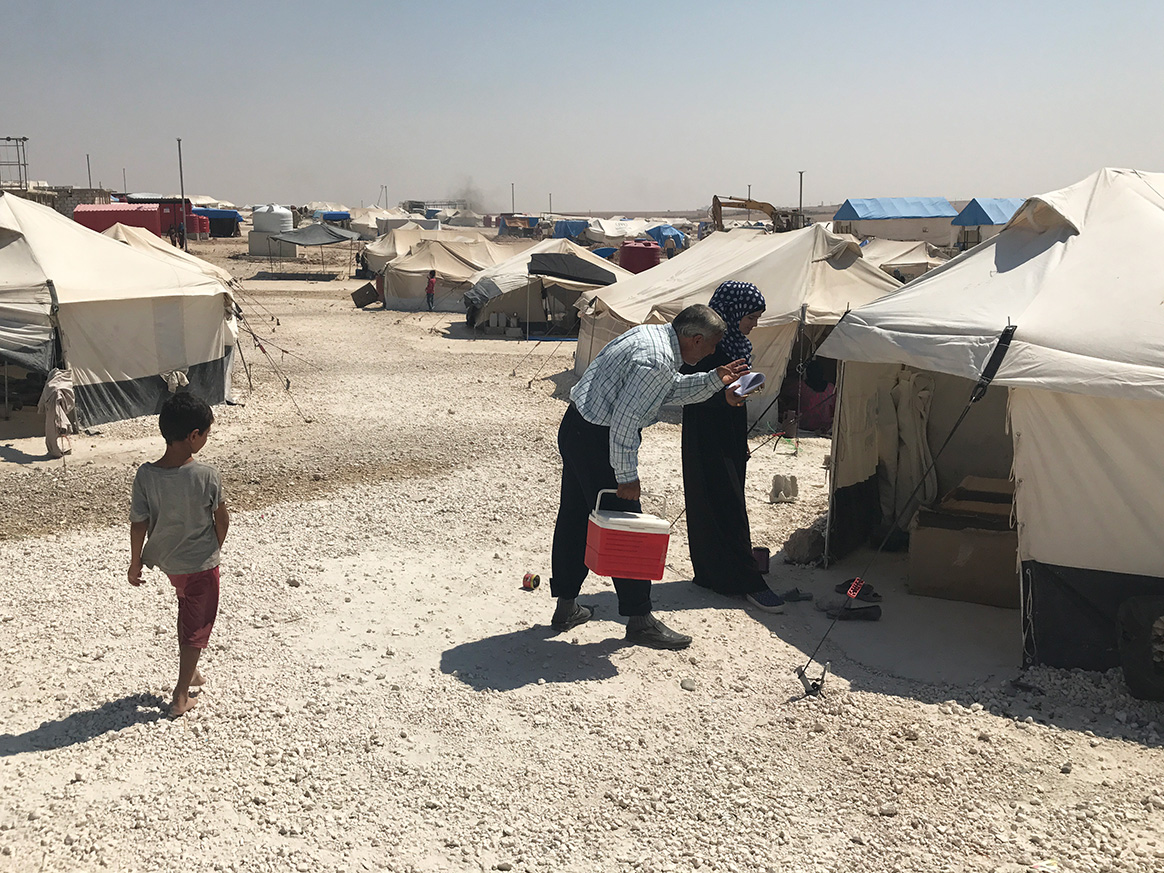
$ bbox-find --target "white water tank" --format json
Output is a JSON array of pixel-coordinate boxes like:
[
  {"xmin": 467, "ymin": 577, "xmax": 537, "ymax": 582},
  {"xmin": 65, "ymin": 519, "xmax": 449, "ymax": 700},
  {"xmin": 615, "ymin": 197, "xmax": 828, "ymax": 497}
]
[{"xmin": 252, "ymin": 204, "xmax": 293, "ymax": 234}]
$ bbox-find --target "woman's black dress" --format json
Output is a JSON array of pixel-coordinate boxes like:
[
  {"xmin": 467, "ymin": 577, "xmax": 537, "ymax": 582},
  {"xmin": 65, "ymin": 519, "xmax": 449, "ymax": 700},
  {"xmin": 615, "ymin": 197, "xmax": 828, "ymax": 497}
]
[{"xmin": 681, "ymin": 349, "xmax": 766, "ymax": 596}]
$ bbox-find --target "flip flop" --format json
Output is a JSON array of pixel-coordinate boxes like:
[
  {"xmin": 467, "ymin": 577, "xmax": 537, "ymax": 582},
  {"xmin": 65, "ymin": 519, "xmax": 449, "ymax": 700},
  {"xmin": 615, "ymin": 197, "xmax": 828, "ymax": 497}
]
[
  {"xmin": 826, "ymin": 604, "xmax": 882, "ymax": 621},
  {"xmin": 835, "ymin": 581, "xmax": 883, "ymax": 603},
  {"xmin": 780, "ymin": 587, "xmax": 814, "ymax": 602}
]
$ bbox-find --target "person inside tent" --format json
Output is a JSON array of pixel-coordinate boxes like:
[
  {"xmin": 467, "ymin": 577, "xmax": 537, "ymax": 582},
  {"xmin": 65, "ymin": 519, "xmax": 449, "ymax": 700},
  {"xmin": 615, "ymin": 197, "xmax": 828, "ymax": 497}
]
[{"xmin": 680, "ymin": 281, "xmax": 786, "ymax": 613}]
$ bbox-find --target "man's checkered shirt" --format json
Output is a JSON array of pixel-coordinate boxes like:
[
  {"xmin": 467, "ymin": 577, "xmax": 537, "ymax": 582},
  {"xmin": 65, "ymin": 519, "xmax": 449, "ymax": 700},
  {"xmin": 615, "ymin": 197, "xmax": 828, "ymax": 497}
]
[{"xmin": 571, "ymin": 323, "xmax": 720, "ymax": 484}]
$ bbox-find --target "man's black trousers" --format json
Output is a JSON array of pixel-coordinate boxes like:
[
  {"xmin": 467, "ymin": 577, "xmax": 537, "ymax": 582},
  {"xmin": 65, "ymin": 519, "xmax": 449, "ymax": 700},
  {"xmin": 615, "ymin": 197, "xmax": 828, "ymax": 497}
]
[{"xmin": 550, "ymin": 404, "xmax": 652, "ymax": 616}]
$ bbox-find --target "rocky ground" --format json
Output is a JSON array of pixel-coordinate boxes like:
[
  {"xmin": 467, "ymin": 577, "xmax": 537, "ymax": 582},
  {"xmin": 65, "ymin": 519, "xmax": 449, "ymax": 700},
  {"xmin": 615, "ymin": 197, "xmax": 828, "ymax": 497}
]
[{"xmin": 1, "ymin": 243, "xmax": 1162, "ymax": 872}]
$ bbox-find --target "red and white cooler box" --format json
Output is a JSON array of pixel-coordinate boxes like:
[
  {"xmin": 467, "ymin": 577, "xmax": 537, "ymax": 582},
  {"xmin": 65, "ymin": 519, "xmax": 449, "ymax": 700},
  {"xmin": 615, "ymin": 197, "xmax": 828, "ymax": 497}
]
[{"xmin": 584, "ymin": 489, "xmax": 670, "ymax": 580}]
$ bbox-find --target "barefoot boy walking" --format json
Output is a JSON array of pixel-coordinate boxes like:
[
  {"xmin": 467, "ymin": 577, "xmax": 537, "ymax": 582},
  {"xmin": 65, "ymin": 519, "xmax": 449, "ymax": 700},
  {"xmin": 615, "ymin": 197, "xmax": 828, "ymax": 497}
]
[{"xmin": 128, "ymin": 392, "xmax": 230, "ymax": 717}]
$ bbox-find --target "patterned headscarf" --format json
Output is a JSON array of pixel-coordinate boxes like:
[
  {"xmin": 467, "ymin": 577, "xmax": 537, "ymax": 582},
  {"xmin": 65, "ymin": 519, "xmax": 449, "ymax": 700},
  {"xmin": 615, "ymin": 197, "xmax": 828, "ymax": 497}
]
[{"xmin": 708, "ymin": 281, "xmax": 766, "ymax": 365}]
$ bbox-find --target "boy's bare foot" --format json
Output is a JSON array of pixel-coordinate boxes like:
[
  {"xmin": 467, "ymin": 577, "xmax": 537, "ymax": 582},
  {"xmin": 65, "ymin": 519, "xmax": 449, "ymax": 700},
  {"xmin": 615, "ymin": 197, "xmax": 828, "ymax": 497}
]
[
  {"xmin": 191, "ymin": 669, "xmax": 205, "ymax": 687},
  {"xmin": 169, "ymin": 693, "xmax": 198, "ymax": 718}
]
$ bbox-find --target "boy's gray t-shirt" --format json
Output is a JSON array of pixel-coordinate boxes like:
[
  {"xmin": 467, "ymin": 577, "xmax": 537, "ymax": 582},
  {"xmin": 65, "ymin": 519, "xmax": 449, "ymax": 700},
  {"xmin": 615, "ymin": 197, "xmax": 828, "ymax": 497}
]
[{"xmin": 130, "ymin": 461, "xmax": 222, "ymax": 575}]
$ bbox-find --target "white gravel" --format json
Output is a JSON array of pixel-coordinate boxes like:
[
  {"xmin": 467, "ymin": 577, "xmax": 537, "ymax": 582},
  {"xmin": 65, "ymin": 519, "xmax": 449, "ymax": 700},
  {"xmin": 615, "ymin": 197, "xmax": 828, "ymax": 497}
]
[{"xmin": 1, "ymin": 245, "xmax": 1163, "ymax": 873}]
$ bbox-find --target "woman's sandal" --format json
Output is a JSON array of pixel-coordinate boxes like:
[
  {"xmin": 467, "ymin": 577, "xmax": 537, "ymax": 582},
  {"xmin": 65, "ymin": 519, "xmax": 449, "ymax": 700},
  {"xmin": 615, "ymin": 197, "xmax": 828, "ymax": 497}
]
[{"xmin": 835, "ymin": 580, "xmax": 882, "ymax": 602}]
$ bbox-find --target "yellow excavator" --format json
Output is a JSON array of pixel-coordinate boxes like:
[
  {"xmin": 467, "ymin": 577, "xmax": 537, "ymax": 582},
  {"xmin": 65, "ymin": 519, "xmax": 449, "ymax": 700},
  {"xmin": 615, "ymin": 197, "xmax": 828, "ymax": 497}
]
[{"xmin": 710, "ymin": 195, "xmax": 806, "ymax": 233}]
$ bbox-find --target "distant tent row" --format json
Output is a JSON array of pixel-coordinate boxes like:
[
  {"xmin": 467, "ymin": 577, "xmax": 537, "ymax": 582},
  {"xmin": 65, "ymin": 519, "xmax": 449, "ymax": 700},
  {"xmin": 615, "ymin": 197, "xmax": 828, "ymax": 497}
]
[
  {"xmin": 574, "ymin": 225, "xmax": 901, "ymax": 429},
  {"xmin": 463, "ymin": 239, "xmax": 631, "ymax": 330},
  {"xmin": 381, "ymin": 238, "xmax": 530, "ymax": 311},
  {"xmin": 363, "ymin": 225, "xmax": 489, "ymax": 273},
  {"xmin": 0, "ymin": 194, "xmax": 236, "ymax": 427}
]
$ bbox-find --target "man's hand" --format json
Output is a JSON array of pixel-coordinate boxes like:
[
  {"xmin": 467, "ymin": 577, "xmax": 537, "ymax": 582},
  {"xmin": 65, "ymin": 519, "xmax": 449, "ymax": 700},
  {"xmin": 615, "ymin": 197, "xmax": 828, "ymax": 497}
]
[
  {"xmin": 715, "ymin": 358, "xmax": 749, "ymax": 386},
  {"xmin": 128, "ymin": 561, "xmax": 144, "ymax": 587},
  {"xmin": 616, "ymin": 480, "xmax": 641, "ymax": 502},
  {"xmin": 725, "ymin": 389, "xmax": 746, "ymax": 407}
]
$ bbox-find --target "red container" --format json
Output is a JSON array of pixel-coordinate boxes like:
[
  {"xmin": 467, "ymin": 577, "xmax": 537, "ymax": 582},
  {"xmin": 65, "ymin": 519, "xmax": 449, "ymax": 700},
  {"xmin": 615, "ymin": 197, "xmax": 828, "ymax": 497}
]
[
  {"xmin": 584, "ymin": 489, "xmax": 670, "ymax": 580},
  {"xmin": 618, "ymin": 239, "xmax": 661, "ymax": 274},
  {"xmin": 73, "ymin": 203, "xmax": 163, "ymax": 236}
]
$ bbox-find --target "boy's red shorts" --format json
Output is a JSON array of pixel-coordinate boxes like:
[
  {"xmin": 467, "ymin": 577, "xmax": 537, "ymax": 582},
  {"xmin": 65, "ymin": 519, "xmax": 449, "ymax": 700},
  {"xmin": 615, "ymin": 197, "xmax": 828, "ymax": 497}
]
[{"xmin": 166, "ymin": 566, "xmax": 220, "ymax": 649}]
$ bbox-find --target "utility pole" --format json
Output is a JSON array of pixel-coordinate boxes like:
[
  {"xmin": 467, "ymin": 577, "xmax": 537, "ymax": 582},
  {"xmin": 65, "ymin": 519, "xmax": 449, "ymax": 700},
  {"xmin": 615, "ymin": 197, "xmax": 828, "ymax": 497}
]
[
  {"xmin": 177, "ymin": 138, "xmax": 187, "ymax": 251},
  {"xmin": 548, "ymin": 192, "xmax": 552, "ymax": 215},
  {"xmin": 86, "ymin": 154, "xmax": 92, "ymax": 188},
  {"xmin": 511, "ymin": 182, "xmax": 515, "ymax": 214},
  {"xmin": 798, "ymin": 170, "xmax": 805, "ymax": 227},
  {"xmin": 122, "ymin": 168, "xmax": 127, "ymax": 196},
  {"xmin": 747, "ymin": 183, "xmax": 751, "ymax": 222}
]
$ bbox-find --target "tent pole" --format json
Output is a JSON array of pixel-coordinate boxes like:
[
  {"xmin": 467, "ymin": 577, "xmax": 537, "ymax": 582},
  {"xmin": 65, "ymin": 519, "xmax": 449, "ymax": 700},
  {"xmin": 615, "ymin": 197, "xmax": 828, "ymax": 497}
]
[
  {"xmin": 526, "ymin": 278, "xmax": 531, "ymax": 341},
  {"xmin": 822, "ymin": 360, "xmax": 845, "ymax": 570},
  {"xmin": 3, "ymin": 362, "xmax": 8, "ymax": 421}
]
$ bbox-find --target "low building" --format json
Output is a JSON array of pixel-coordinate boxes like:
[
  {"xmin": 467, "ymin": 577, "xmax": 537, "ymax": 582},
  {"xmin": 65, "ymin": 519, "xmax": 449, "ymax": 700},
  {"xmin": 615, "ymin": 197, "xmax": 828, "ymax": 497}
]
[
  {"xmin": 832, "ymin": 197, "xmax": 958, "ymax": 246},
  {"xmin": 951, "ymin": 198, "xmax": 1026, "ymax": 249}
]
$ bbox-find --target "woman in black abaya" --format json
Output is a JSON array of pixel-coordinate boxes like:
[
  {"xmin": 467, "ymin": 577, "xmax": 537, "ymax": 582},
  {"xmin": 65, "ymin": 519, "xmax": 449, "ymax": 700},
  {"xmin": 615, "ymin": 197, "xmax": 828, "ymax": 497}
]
[{"xmin": 681, "ymin": 281, "xmax": 785, "ymax": 612}]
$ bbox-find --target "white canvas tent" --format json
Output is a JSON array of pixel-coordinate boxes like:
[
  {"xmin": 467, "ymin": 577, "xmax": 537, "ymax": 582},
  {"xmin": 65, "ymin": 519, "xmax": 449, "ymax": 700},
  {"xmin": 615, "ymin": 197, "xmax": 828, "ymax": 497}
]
[
  {"xmin": 819, "ymin": 167, "xmax": 1164, "ymax": 671},
  {"xmin": 0, "ymin": 193, "xmax": 235, "ymax": 427},
  {"xmin": 576, "ymin": 225, "xmax": 901, "ymax": 427},
  {"xmin": 103, "ymin": 223, "xmax": 239, "ymax": 289},
  {"xmin": 857, "ymin": 238, "xmax": 947, "ymax": 281},
  {"xmin": 585, "ymin": 217, "xmax": 665, "ymax": 247},
  {"xmin": 364, "ymin": 226, "xmax": 485, "ymax": 273},
  {"xmin": 348, "ymin": 208, "xmax": 397, "ymax": 240},
  {"xmin": 382, "ymin": 239, "xmax": 520, "ymax": 311},
  {"xmin": 463, "ymin": 239, "xmax": 632, "ymax": 329}
]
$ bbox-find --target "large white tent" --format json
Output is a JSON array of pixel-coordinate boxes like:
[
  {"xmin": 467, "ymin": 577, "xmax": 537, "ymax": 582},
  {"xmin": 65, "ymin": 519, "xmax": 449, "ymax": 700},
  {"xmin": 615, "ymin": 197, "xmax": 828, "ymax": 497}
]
[
  {"xmin": 463, "ymin": 239, "xmax": 631, "ymax": 329},
  {"xmin": 819, "ymin": 167, "xmax": 1164, "ymax": 672},
  {"xmin": 103, "ymin": 223, "xmax": 239, "ymax": 288},
  {"xmin": 0, "ymin": 193, "xmax": 235, "ymax": 426},
  {"xmin": 576, "ymin": 225, "xmax": 901, "ymax": 427}
]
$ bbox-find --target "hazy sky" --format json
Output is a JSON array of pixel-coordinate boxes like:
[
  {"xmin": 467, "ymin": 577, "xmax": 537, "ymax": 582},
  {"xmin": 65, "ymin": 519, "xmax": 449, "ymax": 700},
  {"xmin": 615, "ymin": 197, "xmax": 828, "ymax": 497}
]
[{"xmin": 6, "ymin": 1, "xmax": 1163, "ymax": 213}]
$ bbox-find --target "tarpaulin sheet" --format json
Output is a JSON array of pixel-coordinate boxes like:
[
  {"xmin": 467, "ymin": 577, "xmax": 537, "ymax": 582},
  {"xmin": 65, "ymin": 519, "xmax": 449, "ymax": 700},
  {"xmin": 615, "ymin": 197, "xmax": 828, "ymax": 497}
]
[{"xmin": 270, "ymin": 223, "xmax": 361, "ymax": 246}]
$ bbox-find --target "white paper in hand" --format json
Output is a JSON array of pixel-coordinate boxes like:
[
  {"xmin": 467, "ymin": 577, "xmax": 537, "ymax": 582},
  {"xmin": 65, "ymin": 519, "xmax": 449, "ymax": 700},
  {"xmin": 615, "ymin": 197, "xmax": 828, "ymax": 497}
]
[{"xmin": 730, "ymin": 372, "xmax": 765, "ymax": 397}]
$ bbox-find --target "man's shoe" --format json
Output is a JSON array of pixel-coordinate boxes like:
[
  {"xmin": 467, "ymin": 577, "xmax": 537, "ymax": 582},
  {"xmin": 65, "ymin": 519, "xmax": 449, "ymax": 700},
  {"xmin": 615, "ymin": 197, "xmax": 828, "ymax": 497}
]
[
  {"xmin": 625, "ymin": 614, "xmax": 691, "ymax": 650},
  {"xmin": 745, "ymin": 588, "xmax": 786, "ymax": 614},
  {"xmin": 551, "ymin": 602, "xmax": 593, "ymax": 632}
]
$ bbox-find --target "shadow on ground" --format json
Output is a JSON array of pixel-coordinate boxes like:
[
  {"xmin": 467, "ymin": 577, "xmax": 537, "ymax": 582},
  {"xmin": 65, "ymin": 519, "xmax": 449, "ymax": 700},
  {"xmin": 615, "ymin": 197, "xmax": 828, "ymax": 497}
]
[
  {"xmin": 441, "ymin": 620, "xmax": 628, "ymax": 691},
  {"xmin": 447, "ymin": 567, "xmax": 1164, "ymax": 745},
  {"xmin": 249, "ymin": 271, "xmax": 343, "ymax": 282},
  {"xmin": 0, "ymin": 443, "xmax": 49, "ymax": 464},
  {"xmin": 0, "ymin": 692, "xmax": 168, "ymax": 756}
]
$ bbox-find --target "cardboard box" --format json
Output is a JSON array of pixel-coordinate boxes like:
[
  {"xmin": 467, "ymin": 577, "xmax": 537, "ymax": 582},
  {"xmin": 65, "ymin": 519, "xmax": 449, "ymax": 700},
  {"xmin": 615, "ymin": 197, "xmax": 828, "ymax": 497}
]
[{"xmin": 908, "ymin": 476, "xmax": 1019, "ymax": 609}]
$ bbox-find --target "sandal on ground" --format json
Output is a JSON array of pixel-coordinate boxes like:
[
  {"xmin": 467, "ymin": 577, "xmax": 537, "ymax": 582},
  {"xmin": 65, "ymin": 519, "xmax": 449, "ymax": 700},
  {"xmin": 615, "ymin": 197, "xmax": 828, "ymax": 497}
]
[
  {"xmin": 780, "ymin": 587, "xmax": 813, "ymax": 602},
  {"xmin": 834, "ymin": 580, "xmax": 882, "ymax": 602}
]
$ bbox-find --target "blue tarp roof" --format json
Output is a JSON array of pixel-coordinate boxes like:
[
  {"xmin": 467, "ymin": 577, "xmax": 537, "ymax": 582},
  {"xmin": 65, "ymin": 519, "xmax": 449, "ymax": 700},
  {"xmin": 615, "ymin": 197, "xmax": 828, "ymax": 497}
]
[
  {"xmin": 833, "ymin": 197, "xmax": 957, "ymax": 220},
  {"xmin": 644, "ymin": 225, "xmax": 686, "ymax": 248},
  {"xmin": 192, "ymin": 207, "xmax": 242, "ymax": 220},
  {"xmin": 952, "ymin": 197, "xmax": 1026, "ymax": 226},
  {"xmin": 553, "ymin": 219, "xmax": 589, "ymax": 239},
  {"xmin": 313, "ymin": 210, "xmax": 350, "ymax": 221}
]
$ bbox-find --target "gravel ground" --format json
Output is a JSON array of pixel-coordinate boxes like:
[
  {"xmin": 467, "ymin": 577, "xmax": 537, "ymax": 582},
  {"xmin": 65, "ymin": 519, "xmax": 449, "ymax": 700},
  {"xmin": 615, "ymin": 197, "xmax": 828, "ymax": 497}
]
[{"xmin": 1, "ymin": 246, "xmax": 1163, "ymax": 872}]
